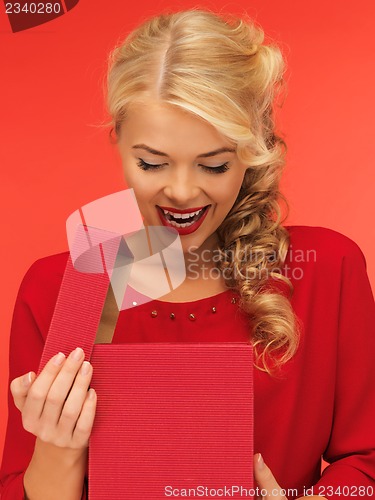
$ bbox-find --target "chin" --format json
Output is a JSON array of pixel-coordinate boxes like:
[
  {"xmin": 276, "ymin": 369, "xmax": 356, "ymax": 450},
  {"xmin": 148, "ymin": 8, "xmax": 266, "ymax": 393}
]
[
  {"xmin": 183, "ymin": 235, "xmax": 210, "ymax": 253},
  {"xmin": 181, "ymin": 237, "xmax": 199, "ymax": 250}
]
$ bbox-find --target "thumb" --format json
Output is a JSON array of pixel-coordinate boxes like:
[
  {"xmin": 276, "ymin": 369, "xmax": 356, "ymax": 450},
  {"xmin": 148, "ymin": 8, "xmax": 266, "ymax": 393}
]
[
  {"xmin": 254, "ymin": 453, "xmax": 287, "ymax": 500},
  {"xmin": 10, "ymin": 371, "xmax": 36, "ymax": 411}
]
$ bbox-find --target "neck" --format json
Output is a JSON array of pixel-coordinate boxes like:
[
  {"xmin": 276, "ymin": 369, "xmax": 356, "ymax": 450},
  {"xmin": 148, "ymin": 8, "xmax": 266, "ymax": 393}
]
[
  {"xmin": 157, "ymin": 233, "xmax": 227, "ymax": 302},
  {"xmin": 184, "ymin": 232, "xmax": 222, "ymax": 281}
]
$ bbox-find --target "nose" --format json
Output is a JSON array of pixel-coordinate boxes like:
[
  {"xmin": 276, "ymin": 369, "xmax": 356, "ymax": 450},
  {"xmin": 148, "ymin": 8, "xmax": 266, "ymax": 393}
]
[{"xmin": 163, "ymin": 167, "xmax": 201, "ymax": 206}]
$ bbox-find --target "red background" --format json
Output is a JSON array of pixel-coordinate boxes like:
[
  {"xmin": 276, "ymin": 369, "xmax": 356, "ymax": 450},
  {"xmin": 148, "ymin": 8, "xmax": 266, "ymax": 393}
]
[{"xmin": 1, "ymin": 0, "xmax": 374, "ymax": 460}]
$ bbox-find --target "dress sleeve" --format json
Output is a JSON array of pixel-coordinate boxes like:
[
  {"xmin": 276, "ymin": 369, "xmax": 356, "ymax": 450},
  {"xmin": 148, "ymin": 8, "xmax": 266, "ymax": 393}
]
[
  {"xmin": 0, "ymin": 257, "xmax": 88, "ymax": 500},
  {"xmin": 311, "ymin": 241, "xmax": 375, "ymax": 498}
]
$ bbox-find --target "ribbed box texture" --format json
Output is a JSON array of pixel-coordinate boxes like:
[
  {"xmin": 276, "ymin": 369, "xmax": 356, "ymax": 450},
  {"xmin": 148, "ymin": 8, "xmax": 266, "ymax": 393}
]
[{"xmin": 88, "ymin": 343, "xmax": 254, "ymax": 499}]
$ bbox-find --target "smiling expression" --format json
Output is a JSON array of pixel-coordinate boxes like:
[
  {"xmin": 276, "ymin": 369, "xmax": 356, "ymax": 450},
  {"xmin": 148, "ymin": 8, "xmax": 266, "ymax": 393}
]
[{"xmin": 116, "ymin": 100, "xmax": 248, "ymax": 254}]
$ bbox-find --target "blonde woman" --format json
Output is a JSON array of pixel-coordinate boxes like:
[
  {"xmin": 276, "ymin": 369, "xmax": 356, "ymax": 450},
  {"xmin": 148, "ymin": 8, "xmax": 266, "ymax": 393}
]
[{"xmin": 1, "ymin": 9, "xmax": 374, "ymax": 500}]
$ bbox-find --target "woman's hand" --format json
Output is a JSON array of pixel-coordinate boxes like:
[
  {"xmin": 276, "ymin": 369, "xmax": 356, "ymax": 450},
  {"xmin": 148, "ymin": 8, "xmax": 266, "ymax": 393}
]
[
  {"xmin": 254, "ymin": 454, "xmax": 328, "ymax": 500},
  {"xmin": 10, "ymin": 347, "xmax": 97, "ymax": 450},
  {"xmin": 254, "ymin": 454, "xmax": 287, "ymax": 500}
]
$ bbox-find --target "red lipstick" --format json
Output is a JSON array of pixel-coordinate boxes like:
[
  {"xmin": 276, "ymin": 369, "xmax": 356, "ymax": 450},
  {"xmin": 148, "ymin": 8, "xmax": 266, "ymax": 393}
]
[{"xmin": 156, "ymin": 205, "xmax": 211, "ymax": 236}]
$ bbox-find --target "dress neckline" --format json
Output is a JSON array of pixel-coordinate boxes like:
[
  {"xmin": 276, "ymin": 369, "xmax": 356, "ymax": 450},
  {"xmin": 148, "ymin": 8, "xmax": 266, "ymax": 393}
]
[{"xmin": 151, "ymin": 288, "xmax": 233, "ymax": 305}]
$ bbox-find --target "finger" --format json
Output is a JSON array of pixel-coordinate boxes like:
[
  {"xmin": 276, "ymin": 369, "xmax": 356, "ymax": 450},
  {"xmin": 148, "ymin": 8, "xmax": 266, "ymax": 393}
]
[
  {"xmin": 254, "ymin": 454, "xmax": 287, "ymax": 500},
  {"xmin": 72, "ymin": 388, "xmax": 97, "ymax": 448},
  {"xmin": 10, "ymin": 371, "xmax": 36, "ymax": 411},
  {"xmin": 22, "ymin": 352, "xmax": 66, "ymax": 420},
  {"xmin": 58, "ymin": 361, "xmax": 93, "ymax": 434},
  {"xmin": 41, "ymin": 348, "xmax": 86, "ymax": 425}
]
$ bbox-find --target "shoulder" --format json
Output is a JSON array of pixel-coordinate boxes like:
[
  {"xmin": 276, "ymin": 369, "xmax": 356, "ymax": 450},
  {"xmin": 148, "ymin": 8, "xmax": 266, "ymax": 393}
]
[
  {"xmin": 18, "ymin": 251, "xmax": 70, "ymax": 305},
  {"xmin": 12, "ymin": 252, "xmax": 70, "ymax": 342},
  {"xmin": 283, "ymin": 225, "xmax": 367, "ymax": 268}
]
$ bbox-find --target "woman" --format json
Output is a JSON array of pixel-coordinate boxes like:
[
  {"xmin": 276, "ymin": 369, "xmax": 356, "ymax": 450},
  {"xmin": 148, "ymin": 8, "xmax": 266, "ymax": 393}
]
[{"xmin": 1, "ymin": 8, "xmax": 374, "ymax": 500}]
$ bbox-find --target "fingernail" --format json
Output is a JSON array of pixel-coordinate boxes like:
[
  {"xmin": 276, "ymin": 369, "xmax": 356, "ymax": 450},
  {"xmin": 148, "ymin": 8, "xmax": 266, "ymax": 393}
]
[
  {"xmin": 71, "ymin": 347, "xmax": 84, "ymax": 361},
  {"xmin": 88, "ymin": 388, "xmax": 96, "ymax": 400},
  {"xmin": 81, "ymin": 361, "xmax": 91, "ymax": 375},
  {"xmin": 22, "ymin": 372, "xmax": 32, "ymax": 387},
  {"xmin": 257, "ymin": 453, "xmax": 265, "ymax": 470},
  {"xmin": 52, "ymin": 352, "xmax": 66, "ymax": 366}
]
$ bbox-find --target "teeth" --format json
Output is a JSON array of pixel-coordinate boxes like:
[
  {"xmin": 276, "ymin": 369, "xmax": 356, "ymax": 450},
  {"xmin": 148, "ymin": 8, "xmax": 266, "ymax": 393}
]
[
  {"xmin": 162, "ymin": 208, "xmax": 203, "ymax": 219},
  {"xmin": 168, "ymin": 219, "xmax": 195, "ymax": 228},
  {"xmin": 159, "ymin": 206, "xmax": 208, "ymax": 229}
]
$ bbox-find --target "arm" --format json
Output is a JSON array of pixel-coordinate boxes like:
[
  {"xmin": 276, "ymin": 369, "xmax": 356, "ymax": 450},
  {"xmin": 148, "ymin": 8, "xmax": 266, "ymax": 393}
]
[
  {"xmin": 1, "ymin": 261, "xmax": 46, "ymax": 498},
  {"xmin": 18, "ymin": 350, "xmax": 95, "ymax": 500},
  {"xmin": 310, "ymin": 242, "xmax": 375, "ymax": 497},
  {"xmin": 23, "ymin": 439, "xmax": 88, "ymax": 500},
  {"xmin": 252, "ymin": 240, "xmax": 375, "ymax": 500},
  {"xmin": 0, "ymin": 257, "xmax": 94, "ymax": 499}
]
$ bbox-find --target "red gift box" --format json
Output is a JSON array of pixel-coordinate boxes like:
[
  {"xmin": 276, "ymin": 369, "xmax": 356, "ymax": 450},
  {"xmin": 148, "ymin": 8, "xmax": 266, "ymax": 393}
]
[{"xmin": 89, "ymin": 343, "xmax": 253, "ymax": 499}]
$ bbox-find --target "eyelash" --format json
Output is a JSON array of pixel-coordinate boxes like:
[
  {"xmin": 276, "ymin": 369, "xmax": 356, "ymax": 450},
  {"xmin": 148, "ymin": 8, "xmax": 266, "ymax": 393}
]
[{"xmin": 136, "ymin": 158, "xmax": 230, "ymax": 174}]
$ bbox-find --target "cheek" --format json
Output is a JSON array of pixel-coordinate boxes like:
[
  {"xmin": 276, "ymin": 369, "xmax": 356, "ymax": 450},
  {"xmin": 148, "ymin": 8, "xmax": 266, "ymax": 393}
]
[
  {"xmin": 122, "ymin": 165, "xmax": 138, "ymax": 187},
  {"xmin": 211, "ymin": 176, "xmax": 244, "ymax": 206},
  {"xmin": 125, "ymin": 180, "xmax": 158, "ymax": 218},
  {"xmin": 123, "ymin": 170, "xmax": 153, "ymax": 197}
]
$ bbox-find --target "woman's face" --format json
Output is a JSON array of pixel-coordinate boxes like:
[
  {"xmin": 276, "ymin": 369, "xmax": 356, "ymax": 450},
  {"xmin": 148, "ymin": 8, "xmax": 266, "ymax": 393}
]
[{"xmin": 116, "ymin": 100, "xmax": 248, "ymax": 255}]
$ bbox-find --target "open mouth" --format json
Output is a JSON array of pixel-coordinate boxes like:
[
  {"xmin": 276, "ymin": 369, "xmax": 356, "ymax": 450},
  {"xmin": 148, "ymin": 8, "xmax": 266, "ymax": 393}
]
[
  {"xmin": 160, "ymin": 206, "xmax": 208, "ymax": 227},
  {"xmin": 156, "ymin": 205, "xmax": 211, "ymax": 234}
]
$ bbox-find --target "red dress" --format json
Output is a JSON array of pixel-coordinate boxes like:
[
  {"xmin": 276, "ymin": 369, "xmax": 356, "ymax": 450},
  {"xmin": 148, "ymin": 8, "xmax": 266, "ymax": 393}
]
[{"xmin": 1, "ymin": 226, "xmax": 375, "ymax": 499}]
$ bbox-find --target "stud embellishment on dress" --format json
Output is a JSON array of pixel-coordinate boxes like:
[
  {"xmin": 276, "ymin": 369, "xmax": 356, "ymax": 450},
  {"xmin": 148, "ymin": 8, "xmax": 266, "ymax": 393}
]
[
  {"xmin": 148, "ymin": 295, "xmax": 237, "ymax": 319},
  {"xmin": 132, "ymin": 301, "xmax": 137, "ymax": 306}
]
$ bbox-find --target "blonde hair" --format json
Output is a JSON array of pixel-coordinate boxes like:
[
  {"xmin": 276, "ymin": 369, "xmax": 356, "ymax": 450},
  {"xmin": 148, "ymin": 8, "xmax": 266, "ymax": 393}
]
[{"xmin": 106, "ymin": 8, "xmax": 300, "ymax": 373}]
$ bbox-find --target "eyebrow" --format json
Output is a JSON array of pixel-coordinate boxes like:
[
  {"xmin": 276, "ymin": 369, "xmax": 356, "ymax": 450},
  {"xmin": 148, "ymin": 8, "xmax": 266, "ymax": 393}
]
[{"xmin": 132, "ymin": 144, "xmax": 236, "ymax": 158}]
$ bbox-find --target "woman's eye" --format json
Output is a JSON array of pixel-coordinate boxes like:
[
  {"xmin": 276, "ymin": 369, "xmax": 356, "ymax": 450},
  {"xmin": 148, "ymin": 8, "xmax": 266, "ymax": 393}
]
[
  {"xmin": 136, "ymin": 159, "xmax": 165, "ymax": 171},
  {"xmin": 200, "ymin": 162, "xmax": 230, "ymax": 174},
  {"xmin": 136, "ymin": 158, "xmax": 230, "ymax": 174}
]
